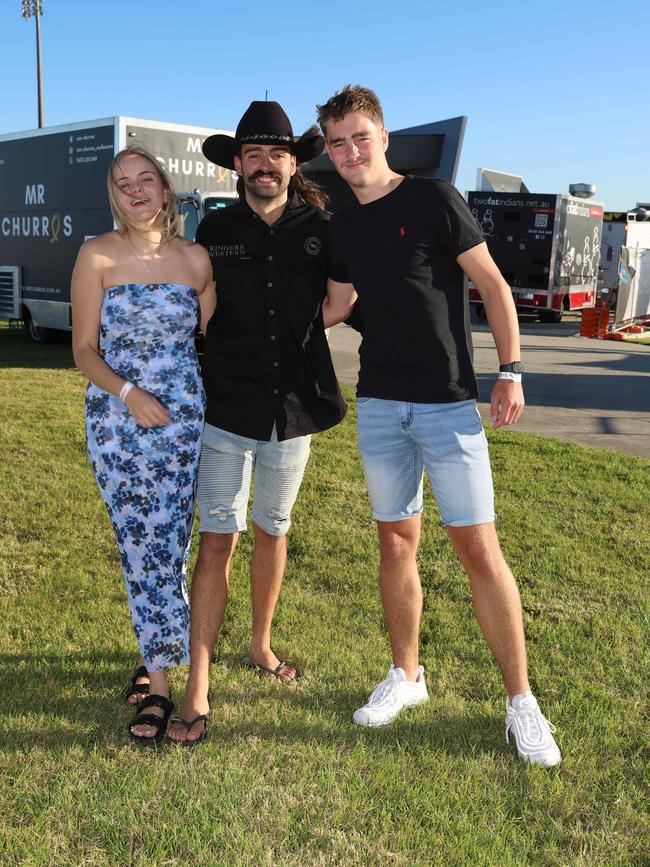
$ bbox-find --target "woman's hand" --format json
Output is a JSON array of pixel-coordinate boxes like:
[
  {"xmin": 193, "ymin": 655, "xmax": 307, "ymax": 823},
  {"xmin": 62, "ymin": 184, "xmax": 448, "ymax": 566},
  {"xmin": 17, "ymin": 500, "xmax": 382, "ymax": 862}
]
[{"xmin": 124, "ymin": 387, "xmax": 171, "ymax": 427}]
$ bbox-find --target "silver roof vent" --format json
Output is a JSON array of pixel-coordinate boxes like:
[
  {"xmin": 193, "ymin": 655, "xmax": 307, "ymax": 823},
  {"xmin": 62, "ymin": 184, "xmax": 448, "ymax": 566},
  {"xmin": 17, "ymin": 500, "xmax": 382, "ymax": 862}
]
[{"xmin": 569, "ymin": 183, "xmax": 597, "ymax": 199}]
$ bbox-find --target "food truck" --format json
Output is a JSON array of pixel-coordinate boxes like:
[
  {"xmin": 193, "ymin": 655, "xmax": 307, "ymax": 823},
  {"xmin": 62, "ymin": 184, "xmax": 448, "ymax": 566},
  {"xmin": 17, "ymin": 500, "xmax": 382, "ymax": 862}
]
[
  {"xmin": 466, "ymin": 191, "xmax": 604, "ymax": 322},
  {"xmin": 0, "ymin": 117, "xmax": 236, "ymax": 341}
]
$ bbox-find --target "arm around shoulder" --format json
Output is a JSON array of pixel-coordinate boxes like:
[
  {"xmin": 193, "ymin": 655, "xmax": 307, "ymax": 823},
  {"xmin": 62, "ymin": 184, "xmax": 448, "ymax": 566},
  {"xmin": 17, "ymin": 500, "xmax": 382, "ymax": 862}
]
[{"xmin": 323, "ymin": 277, "xmax": 357, "ymax": 328}]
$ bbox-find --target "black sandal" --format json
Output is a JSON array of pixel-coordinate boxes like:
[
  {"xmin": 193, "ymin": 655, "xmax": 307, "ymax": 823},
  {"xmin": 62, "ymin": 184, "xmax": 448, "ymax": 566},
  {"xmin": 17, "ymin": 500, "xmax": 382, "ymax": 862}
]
[
  {"xmin": 167, "ymin": 713, "xmax": 210, "ymax": 748},
  {"xmin": 128, "ymin": 694, "xmax": 174, "ymax": 746},
  {"xmin": 125, "ymin": 665, "xmax": 150, "ymax": 704}
]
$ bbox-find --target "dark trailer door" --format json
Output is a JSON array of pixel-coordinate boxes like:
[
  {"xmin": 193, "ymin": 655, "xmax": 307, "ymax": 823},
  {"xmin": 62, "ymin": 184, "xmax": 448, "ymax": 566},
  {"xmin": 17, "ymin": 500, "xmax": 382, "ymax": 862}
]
[{"xmin": 467, "ymin": 192, "xmax": 557, "ymax": 293}]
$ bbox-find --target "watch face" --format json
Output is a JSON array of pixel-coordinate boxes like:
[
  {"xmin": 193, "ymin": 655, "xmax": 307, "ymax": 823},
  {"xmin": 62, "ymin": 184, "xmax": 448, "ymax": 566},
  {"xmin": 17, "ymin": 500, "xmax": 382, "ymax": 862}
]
[{"xmin": 500, "ymin": 362, "xmax": 524, "ymax": 374}]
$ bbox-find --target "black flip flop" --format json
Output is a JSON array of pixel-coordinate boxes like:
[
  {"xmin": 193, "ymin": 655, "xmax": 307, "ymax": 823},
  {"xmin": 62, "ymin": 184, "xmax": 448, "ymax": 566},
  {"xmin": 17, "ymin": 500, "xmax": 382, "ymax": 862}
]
[
  {"xmin": 167, "ymin": 713, "xmax": 210, "ymax": 747},
  {"xmin": 128, "ymin": 694, "xmax": 174, "ymax": 747},
  {"xmin": 242, "ymin": 656, "xmax": 300, "ymax": 682}
]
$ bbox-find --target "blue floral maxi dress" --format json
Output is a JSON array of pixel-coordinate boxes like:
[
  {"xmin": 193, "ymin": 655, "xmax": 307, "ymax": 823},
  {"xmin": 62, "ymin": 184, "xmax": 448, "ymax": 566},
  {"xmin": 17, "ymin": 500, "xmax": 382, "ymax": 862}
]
[{"xmin": 85, "ymin": 283, "xmax": 205, "ymax": 671}]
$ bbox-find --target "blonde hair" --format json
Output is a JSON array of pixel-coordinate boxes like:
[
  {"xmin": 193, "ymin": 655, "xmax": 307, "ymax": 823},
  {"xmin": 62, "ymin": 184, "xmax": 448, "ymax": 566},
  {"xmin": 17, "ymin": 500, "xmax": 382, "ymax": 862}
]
[{"xmin": 107, "ymin": 145, "xmax": 180, "ymax": 242}]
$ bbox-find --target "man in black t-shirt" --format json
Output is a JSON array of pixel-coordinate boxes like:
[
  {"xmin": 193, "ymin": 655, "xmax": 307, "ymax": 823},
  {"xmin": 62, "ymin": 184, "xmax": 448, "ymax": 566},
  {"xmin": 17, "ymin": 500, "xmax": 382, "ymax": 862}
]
[
  {"xmin": 318, "ymin": 85, "xmax": 561, "ymax": 767},
  {"xmin": 168, "ymin": 101, "xmax": 354, "ymax": 745}
]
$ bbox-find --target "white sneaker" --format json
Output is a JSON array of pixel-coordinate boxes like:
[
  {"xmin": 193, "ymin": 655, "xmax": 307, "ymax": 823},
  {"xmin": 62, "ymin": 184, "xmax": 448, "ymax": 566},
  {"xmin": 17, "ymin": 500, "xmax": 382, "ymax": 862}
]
[
  {"xmin": 353, "ymin": 665, "xmax": 429, "ymax": 727},
  {"xmin": 505, "ymin": 691, "xmax": 562, "ymax": 767}
]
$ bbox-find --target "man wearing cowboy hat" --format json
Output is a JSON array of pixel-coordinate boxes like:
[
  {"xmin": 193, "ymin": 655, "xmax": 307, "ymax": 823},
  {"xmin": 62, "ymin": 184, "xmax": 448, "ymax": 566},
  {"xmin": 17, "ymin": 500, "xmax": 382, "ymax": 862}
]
[{"xmin": 168, "ymin": 101, "xmax": 355, "ymax": 745}]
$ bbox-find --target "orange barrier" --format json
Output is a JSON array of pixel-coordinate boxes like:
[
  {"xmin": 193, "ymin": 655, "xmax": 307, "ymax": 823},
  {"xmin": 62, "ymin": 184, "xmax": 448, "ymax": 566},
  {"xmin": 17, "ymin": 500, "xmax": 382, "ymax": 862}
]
[
  {"xmin": 605, "ymin": 324, "xmax": 648, "ymax": 340},
  {"xmin": 580, "ymin": 301, "xmax": 610, "ymax": 338}
]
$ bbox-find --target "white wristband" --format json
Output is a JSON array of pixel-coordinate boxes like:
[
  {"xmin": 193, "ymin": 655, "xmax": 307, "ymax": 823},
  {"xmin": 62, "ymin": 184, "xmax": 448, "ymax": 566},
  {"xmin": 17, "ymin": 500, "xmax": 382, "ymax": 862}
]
[
  {"xmin": 497, "ymin": 372, "xmax": 522, "ymax": 383},
  {"xmin": 120, "ymin": 381, "xmax": 135, "ymax": 402}
]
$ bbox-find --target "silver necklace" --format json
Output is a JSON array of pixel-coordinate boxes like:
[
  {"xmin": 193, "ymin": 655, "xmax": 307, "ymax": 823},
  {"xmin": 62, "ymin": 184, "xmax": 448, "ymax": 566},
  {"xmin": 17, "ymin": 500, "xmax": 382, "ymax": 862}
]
[{"xmin": 126, "ymin": 236, "xmax": 165, "ymax": 275}]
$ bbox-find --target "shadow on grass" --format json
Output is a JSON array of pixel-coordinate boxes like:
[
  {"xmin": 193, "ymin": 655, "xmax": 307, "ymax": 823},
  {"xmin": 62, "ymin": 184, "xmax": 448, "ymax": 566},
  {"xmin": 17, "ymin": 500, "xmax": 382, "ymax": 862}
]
[
  {"xmin": 0, "ymin": 649, "xmax": 138, "ymax": 751},
  {"xmin": 0, "ymin": 329, "xmax": 74, "ymax": 370},
  {"xmin": 0, "ymin": 650, "xmax": 507, "ymax": 760}
]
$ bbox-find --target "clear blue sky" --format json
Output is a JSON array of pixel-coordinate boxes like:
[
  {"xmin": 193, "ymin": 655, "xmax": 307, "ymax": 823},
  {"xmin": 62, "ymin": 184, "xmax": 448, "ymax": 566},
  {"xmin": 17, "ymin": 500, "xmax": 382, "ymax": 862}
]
[{"xmin": 2, "ymin": 0, "xmax": 648, "ymax": 210}]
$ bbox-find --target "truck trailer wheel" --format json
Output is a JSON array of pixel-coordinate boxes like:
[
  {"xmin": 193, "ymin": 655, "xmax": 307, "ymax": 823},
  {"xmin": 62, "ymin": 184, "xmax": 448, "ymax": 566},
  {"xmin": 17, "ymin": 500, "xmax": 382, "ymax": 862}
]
[
  {"xmin": 26, "ymin": 314, "xmax": 51, "ymax": 344},
  {"xmin": 538, "ymin": 309, "xmax": 562, "ymax": 324}
]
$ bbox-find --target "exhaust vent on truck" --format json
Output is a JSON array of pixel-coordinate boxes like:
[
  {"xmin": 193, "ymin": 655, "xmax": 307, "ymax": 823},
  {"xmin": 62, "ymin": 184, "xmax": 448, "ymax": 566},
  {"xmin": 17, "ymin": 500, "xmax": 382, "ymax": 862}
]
[{"xmin": 0, "ymin": 266, "xmax": 21, "ymax": 320}]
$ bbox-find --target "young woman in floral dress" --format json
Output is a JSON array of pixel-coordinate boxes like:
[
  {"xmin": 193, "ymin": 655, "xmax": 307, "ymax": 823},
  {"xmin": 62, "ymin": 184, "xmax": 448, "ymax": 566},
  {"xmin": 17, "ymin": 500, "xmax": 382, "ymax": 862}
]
[{"xmin": 71, "ymin": 146, "xmax": 215, "ymax": 744}]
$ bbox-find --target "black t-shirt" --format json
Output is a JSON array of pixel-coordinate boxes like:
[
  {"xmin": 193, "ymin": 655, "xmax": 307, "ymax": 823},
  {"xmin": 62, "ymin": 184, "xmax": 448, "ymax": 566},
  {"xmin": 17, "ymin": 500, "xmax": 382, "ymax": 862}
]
[
  {"xmin": 328, "ymin": 175, "xmax": 484, "ymax": 403},
  {"xmin": 197, "ymin": 195, "xmax": 346, "ymax": 440}
]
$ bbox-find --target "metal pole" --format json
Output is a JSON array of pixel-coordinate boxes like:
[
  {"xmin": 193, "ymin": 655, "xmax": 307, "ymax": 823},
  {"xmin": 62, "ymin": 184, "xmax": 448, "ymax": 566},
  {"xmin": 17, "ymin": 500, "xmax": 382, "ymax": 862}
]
[{"xmin": 35, "ymin": 4, "xmax": 43, "ymax": 127}]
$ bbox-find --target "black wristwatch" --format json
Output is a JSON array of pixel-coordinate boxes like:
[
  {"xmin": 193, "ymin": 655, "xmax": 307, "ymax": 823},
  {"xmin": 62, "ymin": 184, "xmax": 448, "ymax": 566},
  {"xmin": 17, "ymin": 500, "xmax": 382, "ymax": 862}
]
[{"xmin": 499, "ymin": 361, "xmax": 524, "ymax": 374}]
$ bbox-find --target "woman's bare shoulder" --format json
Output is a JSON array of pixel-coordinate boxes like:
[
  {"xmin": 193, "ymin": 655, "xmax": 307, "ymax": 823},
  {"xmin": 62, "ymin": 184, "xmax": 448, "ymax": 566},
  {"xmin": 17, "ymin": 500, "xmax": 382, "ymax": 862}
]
[
  {"xmin": 172, "ymin": 237, "xmax": 212, "ymax": 293},
  {"xmin": 194, "ymin": 239, "xmax": 213, "ymax": 262},
  {"xmin": 176, "ymin": 236, "xmax": 210, "ymax": 266},
  {"xmin": 80, "ymin": 230, "xmax": 123, "ymax": 258}
]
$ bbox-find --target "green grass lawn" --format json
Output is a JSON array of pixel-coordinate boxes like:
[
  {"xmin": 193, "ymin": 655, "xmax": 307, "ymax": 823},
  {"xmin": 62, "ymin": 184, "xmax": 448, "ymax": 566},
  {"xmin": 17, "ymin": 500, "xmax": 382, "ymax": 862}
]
[{"xmin": 0, "ymin": 330, "xmax": 648, "ymax": 866}]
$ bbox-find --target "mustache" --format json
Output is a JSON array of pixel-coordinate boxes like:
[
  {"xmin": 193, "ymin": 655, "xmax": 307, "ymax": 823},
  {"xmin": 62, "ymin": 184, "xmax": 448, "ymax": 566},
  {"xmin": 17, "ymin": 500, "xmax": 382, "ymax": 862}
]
[{"xmin": 249, "ymin": 170, "xmax": 282, "ymax": 182}]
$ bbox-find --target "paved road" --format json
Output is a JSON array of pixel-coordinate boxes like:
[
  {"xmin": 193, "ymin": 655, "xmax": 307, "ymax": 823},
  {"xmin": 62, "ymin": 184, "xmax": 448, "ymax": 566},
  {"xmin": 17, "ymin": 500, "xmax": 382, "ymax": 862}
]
[{"xmin": 328, "ymin": 316, "xmax": 650, "ymax": 460}]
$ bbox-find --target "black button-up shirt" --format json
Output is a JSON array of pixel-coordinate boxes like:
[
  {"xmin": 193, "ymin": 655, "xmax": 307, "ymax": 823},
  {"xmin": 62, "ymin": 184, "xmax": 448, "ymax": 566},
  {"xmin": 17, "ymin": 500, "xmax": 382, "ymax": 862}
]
[{"xmin": 196, "ymin": 194, "xmax": 347, "ymax": 441}]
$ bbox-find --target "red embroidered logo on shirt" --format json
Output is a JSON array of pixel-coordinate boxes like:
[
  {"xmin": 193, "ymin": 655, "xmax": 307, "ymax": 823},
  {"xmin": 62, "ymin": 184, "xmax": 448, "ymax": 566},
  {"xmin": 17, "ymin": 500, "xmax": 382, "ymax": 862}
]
[{"xmin": 399, "ymin": 226, "xmax": 406, "ymax": 237}]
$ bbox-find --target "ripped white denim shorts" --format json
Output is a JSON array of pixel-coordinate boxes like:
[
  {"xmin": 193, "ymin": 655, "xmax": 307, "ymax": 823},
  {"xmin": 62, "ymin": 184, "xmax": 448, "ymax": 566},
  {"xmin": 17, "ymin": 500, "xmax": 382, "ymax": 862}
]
[{"xmin": 197, "ymin": 422, "xmax": 311, "ymax": 537}]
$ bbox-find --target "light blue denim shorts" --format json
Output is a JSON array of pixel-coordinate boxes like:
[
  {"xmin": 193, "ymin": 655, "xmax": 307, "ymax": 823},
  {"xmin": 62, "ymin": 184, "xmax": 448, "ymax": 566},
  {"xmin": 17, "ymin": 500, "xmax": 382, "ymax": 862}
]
[
  {"xmin": 356, "ymin": 398, "xmax": 495, "ymax": 527},
  {"xmin": 198, "ymin": 423, "xmax": 311, "ymax": 536}
]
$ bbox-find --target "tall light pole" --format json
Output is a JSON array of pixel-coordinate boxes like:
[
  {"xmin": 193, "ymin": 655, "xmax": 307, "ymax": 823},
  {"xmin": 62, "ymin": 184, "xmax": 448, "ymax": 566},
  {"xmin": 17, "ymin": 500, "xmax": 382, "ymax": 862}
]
[{"xmin": 21, "ymin": 0, "xmax": 44, "ymax": 128}]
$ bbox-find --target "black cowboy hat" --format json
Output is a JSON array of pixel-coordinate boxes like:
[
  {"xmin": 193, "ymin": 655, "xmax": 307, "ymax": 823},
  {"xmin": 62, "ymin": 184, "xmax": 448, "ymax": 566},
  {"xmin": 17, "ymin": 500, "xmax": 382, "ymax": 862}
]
[{"xmin": 202, "ymin": 100, "xmax": 324, "ymax": 170}]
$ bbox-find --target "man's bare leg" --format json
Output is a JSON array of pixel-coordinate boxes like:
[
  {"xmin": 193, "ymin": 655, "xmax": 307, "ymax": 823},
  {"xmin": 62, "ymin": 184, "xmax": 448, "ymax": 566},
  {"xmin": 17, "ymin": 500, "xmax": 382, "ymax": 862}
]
[
  {"xmin": 168, "ymin": 531, "xmax": 238, "ymax": 743},
  {"xmin": 247, "ymin": 523, "xmax": 289, "ymax": 672},
  {"xmin": 376, "ymin": 517, "xmax": 423, "ymax": 682},
  {"xmin": 446, "ymin": 521, "xmax": 530, "ymax": 699}
]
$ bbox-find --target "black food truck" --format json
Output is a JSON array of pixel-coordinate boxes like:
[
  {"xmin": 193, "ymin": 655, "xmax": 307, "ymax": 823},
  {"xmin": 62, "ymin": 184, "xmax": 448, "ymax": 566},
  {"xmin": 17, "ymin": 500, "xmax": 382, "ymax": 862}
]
[
  {"xmin": 0, "ymin": 117, "xmax": 237, "ymax": 341},
  {"xmin": 466, "ymin": 191, "xmax": 604, "ymax": 322}
]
